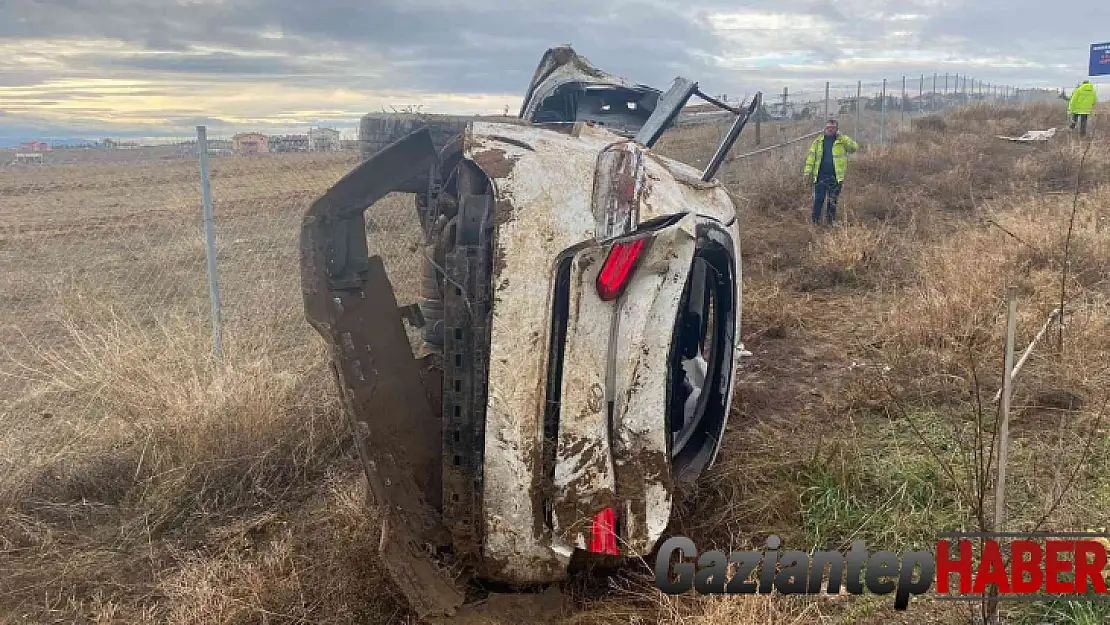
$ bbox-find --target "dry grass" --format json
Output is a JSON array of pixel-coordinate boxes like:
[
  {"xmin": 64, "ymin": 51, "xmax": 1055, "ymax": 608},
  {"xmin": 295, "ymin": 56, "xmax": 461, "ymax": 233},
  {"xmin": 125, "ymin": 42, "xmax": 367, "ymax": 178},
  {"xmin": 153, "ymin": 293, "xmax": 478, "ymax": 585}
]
[
  {"xmin": 0, "ymin": 151, "xmax": 419, "ymax": 623},
  {"xmin": 3, "ymin": 100, "xmax": 1110, "ymax": 624}
]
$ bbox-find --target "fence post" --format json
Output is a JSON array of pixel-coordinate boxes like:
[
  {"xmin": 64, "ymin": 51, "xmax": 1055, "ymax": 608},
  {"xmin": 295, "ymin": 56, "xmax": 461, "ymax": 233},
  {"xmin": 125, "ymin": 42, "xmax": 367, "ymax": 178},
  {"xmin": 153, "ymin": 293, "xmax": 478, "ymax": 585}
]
[
  {"xmin": 856, "ymin": 80, "xmax": 862, "ymax": 139},
  {"xmin": 824, "ymin": 81, "xmax": 830, "ymax": 120},
  {"xmin": 932, "ymin": 73, "xmax": 937, "ymax": 112},
  {"xmin": 901, "ymin": 75, "xmax": 907, "ymax": 131},
  {"xmin": 995, "ymin": 286, "xmax": 1017, "ymax": 532},
  {"xmin": 880, "ymin": 78, "xmax": 887, "ymax": 146},
  {"xmin": 196, "ymin": 125, "xmax": 223, "ymax": 361},
  {"xmin": 985, "ymin": 285, "xmax": 1018, "ymax": 624},
  {"xmin": 755, "ymin": 102, "xmax": 761, "ymax": 146},
  {"xmin": 985, "ymin": 284, "xmax": 1016, "ymax": 625}
]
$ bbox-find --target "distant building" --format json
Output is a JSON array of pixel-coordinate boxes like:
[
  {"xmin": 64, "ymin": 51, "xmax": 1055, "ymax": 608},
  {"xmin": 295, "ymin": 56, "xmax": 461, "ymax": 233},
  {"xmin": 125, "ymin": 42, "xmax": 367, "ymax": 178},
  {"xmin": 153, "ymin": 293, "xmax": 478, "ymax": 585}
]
[
  {"xmin": 19, "ymin": 141, "xmax": 51, "ymax": 152},
  {"xmin": 307, "ymin": 127, "xmax": 341, "ymax": 152},
  {"xmin": 271, "ymin": 134, "xmax": 309, "ymax": 152},
  {"xmin": 14, "ymin": 153, "xmax": 44, "ymax": 164},
  {"xmin": 232, "ymin": 132, "xmax": 269, "ymax": 155}
]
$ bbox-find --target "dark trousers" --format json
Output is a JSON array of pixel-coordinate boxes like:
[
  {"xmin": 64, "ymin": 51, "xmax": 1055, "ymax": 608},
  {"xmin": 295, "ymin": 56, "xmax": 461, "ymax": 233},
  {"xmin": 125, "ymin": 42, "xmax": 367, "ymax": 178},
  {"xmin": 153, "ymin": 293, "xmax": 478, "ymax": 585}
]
[
  {"xmin": 1070, "ymin": 113, "xmax": 1089, "ymax": 135},
  {"xmin": 812, "ymin": 177, "xmax": 842, "ymax": 225}
]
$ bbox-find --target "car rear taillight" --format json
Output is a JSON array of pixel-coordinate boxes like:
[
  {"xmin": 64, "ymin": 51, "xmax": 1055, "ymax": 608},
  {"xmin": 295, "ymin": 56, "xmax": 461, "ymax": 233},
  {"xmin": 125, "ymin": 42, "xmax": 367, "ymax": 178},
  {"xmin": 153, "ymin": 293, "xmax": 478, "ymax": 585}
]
[
  {"xmin": 596, "ymin": 237, "xmax": 646, "ymax": 302},
  {"xmin": 589, "ymin": 507, "xmax": 619, "ymax": 555},
  {"xmin": 592, "ymin": 143, "xmax": 645, "ymax": 240}
]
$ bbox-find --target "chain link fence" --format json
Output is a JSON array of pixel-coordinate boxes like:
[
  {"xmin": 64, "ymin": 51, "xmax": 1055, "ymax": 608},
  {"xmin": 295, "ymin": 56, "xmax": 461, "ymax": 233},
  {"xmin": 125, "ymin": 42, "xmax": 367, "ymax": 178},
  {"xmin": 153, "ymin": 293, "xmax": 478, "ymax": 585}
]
[
  {"xmin": 677, "ymin": 75, "xmax": 1066, "ymax": 147},
  {"xmin": 0, "ymin": 135, "xmax": 360, "ymax": 418},
  {"xmin": 658, "ymin": 76, "xmax": 1071, "ymax": 216},
  {"xmin": 0, "ymin": 74, "xmax": 1070, "ymax": 400}
]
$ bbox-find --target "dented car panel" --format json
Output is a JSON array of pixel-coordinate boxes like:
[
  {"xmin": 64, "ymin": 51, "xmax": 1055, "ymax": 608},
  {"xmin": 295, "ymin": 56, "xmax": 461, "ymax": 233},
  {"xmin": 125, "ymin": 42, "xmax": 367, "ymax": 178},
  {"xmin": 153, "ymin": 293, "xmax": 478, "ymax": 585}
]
[
  {"xmin": 552, "ymin": 214, "xmax": 706, "ymax": 556},
  {"xmin": 610, "ymin": 215, "xmax": 700, "ymax": 552},
  {"xmin": 640, "ymin": 153, "xmax": 737, "ymax": 226},
  {"xmin": 520, "ymin": 46, "xmax": 662, "ymax": 136},
  {"xmin": 463, "ymin": 120, "xmax": 742, "ymax": 582},
  {"xmin": 551, "ymin": 245, "xmax": 617, "ymax": 554},
  {"xmin": 466, "ymin": 122, "xmax": 605, "ymax": 581}
]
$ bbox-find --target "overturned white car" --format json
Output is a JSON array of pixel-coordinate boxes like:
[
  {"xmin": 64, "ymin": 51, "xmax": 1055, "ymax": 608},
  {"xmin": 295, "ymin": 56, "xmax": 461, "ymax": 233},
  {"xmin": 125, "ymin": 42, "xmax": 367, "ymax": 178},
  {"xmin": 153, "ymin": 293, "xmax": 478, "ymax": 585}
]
[{"xmin": 299, "ymin": 46, "xmax": 754, "ymax": 619}]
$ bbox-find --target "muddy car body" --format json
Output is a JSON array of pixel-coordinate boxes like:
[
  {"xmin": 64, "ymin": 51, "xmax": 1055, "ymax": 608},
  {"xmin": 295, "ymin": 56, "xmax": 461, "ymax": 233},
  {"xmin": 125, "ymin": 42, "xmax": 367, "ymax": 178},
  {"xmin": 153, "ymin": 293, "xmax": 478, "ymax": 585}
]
[
  {"xmin": 519, "ymin": 46, "xmax": 663, "ymax": 134},
  {"xmin": 300, "ymin": 47, "xmax": 757, "ymax": 619}
]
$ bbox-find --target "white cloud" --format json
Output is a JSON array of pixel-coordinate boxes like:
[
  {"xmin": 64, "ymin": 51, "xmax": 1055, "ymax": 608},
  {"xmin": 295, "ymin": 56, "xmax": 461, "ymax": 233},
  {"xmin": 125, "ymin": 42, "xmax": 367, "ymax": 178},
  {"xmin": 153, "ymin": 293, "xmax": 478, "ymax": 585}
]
[
  {"xmin": 0, "ymin": 0, "xmax": 1096, "ymax": 139},
  {"xmin": 707, "ymin": 12, "xmax": 829, "ymax": 31}
]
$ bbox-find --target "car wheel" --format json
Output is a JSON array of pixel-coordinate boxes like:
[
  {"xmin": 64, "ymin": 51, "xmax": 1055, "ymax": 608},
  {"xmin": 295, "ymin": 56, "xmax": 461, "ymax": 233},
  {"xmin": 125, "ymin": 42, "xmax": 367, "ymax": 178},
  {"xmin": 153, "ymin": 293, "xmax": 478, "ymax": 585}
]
[{"xmin": 668, "ymin": 230, "xmax": 736, "ymax": 484}]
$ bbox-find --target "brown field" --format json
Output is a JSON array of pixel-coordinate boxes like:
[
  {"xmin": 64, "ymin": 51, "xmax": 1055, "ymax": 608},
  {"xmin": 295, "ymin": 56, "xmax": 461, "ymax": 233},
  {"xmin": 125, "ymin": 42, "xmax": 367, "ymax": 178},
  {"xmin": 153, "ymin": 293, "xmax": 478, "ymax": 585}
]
[
  {"xmin": 2, "ymin": 144, "xmax": 200, "ymax": 166},
  {"xmin": 2, "ymin": 102, "xmax": 1110, "ymax": 624}
]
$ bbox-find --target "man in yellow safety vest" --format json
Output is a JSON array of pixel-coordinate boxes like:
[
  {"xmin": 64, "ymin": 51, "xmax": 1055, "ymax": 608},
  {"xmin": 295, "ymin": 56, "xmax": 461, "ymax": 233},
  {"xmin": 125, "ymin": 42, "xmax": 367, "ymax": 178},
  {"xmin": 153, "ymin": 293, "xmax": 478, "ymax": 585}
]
[
  {"xmin": 803, "ymin": 119, "xmax": 860, "ymax": 226},
  {"xmin": 1068, "ymin": 80, "xmax": 1097, "ymax": 136}
]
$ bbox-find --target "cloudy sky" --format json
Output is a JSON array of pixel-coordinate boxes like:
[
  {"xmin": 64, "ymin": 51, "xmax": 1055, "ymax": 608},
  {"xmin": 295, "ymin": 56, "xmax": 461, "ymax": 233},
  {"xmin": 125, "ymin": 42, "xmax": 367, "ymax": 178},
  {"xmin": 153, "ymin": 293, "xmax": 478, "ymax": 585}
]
[{"xmin": 0, "ymin": 0, "xmax": 1101, "ymax": 141}]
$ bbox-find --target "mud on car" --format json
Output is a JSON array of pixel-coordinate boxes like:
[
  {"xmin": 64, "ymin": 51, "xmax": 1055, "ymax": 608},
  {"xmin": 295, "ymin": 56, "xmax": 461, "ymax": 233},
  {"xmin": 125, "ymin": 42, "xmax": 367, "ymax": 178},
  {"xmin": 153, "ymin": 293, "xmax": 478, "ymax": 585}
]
[{"xmin": 299, "ymin": 46, "xmax": 758, "ymax": 619}]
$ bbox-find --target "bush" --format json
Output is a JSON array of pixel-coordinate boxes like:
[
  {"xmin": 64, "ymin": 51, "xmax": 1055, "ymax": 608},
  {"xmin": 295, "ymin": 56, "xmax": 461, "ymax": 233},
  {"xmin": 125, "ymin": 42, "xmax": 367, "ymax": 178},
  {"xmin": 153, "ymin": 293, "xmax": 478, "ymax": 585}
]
[{"xmin": 912, "ymin": 115, "xmax": 947, "ymax": 132}]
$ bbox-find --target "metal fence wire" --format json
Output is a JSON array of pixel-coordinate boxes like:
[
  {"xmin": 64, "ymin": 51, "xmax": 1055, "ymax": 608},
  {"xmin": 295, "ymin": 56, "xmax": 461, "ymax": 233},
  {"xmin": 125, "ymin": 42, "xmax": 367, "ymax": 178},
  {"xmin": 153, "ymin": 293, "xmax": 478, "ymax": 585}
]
[{"xmin": 0, "ymin": 74, "xmax": 1067, "ymax": 382}]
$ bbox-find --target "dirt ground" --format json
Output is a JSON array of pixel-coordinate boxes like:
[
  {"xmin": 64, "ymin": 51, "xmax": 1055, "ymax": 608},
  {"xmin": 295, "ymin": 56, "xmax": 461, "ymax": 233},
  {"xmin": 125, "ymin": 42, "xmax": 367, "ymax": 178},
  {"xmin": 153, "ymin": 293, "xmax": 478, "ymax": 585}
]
[{"xmin": 2, "ymin": 103, "xmax": 1110, "ymax": 624}]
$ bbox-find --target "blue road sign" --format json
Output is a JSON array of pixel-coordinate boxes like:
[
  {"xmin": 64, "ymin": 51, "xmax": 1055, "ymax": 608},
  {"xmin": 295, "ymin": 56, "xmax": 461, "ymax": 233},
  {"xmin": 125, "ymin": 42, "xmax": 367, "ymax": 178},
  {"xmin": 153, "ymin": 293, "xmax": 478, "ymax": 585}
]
[{"xmin": 1090, "ymin": 43, "xmax": 1110, "ymax": 76}]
